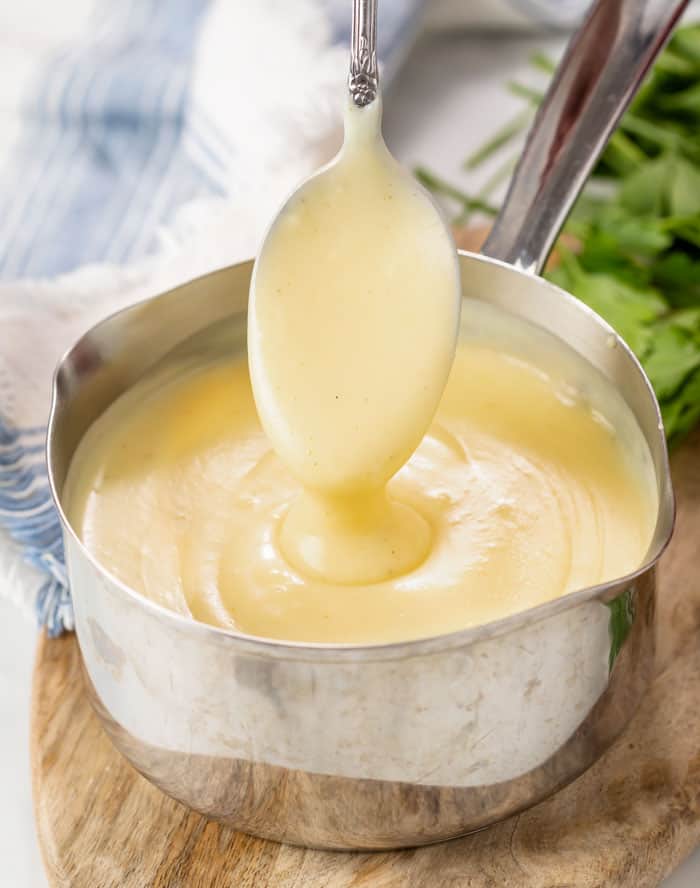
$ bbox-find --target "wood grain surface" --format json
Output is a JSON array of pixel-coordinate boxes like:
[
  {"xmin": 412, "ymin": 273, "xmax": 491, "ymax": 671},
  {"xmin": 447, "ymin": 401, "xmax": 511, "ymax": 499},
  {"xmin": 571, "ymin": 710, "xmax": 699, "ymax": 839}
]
[{"xmin": 31, "ymin": 428, "xmax": 700, "ymax": 888}]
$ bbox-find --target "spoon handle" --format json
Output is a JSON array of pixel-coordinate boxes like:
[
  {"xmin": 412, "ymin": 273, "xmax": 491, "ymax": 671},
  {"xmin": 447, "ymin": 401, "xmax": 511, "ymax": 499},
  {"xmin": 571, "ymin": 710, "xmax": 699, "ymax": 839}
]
[
  {"xmin": 349, "ymin": 0, "xmax": 379, "ymax": 107},
  {"xmin": 481, "ymin": 0, "xmax": 689, "ymax": 276}
]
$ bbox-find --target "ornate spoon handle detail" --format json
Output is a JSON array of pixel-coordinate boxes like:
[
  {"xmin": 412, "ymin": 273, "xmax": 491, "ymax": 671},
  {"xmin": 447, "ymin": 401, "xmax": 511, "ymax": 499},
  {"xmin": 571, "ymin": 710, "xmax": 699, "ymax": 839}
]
[{"xmin": 349, "ymin": 0, "xmax": 378, "ymax": 107}]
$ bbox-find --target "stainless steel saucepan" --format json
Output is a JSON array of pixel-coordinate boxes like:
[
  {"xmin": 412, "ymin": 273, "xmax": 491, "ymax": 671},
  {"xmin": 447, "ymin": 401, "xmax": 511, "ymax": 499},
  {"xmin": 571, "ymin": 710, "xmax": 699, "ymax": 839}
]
[{"xmin": 47, "ymin": 0, "xmax": 684, "ymax": 850}]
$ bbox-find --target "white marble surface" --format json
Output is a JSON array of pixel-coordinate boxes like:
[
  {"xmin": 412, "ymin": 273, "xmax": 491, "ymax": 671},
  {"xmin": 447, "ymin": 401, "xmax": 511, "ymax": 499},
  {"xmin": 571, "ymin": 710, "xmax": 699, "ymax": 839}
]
[{"xmin": 2, "ymin": 25, "xmax": 699, "ymax": 888}]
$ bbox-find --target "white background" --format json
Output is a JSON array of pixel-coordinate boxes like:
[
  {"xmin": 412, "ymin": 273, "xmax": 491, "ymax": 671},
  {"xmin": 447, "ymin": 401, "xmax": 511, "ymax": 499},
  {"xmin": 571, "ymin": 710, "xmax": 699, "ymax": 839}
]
[{"xmin": 2, "ymin": 24, "xmax": 699, "ymax": 888}]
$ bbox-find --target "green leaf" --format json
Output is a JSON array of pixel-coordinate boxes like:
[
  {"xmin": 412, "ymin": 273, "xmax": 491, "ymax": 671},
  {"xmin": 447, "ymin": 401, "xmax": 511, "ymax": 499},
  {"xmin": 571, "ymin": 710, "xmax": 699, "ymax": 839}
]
[
  {"xmin": 544, "ymin": 265, "xmax": 572, "ymax": 293},
  {"xmin": 643, "ymin": 322, "xmax": 700, "ymax": 400},
  {"xmin": 530, "ymin": 51, "xmax": 556, "ymax": 74},
  {"xmin": 574, "ymin": 229, "xmax": 653, "ymax": 290},
  {"xmin": 651, "ymin": 254, "xmax": 700, "ymax": 307},
  {"xmin": 564, "ymin": 262, "xmax": 666, "ymax": 355},
  {"xmin": 662, "ymin": 370, "xmax": 700, "ymax": 446},
  {"xmin": 669, "ymin": 26, "xmax": 700, "ymax": 64},
  {"xmin": 507, "ymin": 81, "xmax": 544, "ymax": 104},
  {"xmin": 474, "ymin": 155, "xmax": 518, "ymax": 203},
  {"xmin": 598, "ymin": 131, "xmax": 647, "ymax": 176},
  {"xmin": 612, "ymin": 219, "xmax": 672, "ymax": 255},
  {"xmin": 660, "ymin": 81, "xmax": 700, "ymax": 113},
  {"xmin": 463, "ymin": 110, "xmax": 531, "ymax": 169},
  {"xmin": 618, "ymin": 155, "xmax": 700, "ymax": 218},
  {"xmin": 608, "ymin": 591, "xmax": 634, "ymax": 671},
  {"xmin": 413, "ymin": 167, "xmax": 498, "ymax": 218},
  {"xmin": 665, "ymin": 216, "xmax": 700, "ymax": 248},
  {"xmin": 651, "ymin": 49, "xmax": 698, "ymax": 78},
  {"xmin": 568, "ymin": 193, "xmax": 610, "ymax": 227},
  {"xmin": 669, "ymin": 156, "xmax": 700, "ymax": 216},
  {"xmin": 665, "ymin": 308, "xmax": 700, "ymax": 333},
  {"xmin": 619, "ymin": 113, "xmax": 690, "ymax": 154},
  {"xmin": 619, "ymin": 155, "xmax": 673, "ymax": 215},
  {"xmin": 592, "ymin": 207, "xmax": 672, "ymax": 256},
  {"xmin": 578, "ymin": 230, "xmax": 643, "ymax": 280}
]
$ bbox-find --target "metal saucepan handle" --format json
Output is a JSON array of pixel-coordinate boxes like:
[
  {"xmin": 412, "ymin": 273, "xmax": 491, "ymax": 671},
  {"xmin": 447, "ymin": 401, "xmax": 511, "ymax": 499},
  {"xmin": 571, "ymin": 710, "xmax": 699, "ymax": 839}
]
[{"xmin": 481, "ymin": 0, "xmax": 689, "ymax": 275}]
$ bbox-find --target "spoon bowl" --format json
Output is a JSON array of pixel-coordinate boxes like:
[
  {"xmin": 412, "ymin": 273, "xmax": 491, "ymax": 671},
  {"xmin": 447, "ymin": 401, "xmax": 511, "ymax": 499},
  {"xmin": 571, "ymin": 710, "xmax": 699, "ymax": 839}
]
[{"xmin": 248, "ymin": 0, "xmax": 460, "ymax": 497}]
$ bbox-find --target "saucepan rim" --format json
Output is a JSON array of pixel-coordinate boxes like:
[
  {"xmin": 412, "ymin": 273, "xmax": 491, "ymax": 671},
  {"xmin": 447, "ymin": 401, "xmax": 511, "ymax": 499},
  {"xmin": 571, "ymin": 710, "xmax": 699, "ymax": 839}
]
[{"xmin": 46, "ymin": 251, "xmax": 676, "ymax": 663}]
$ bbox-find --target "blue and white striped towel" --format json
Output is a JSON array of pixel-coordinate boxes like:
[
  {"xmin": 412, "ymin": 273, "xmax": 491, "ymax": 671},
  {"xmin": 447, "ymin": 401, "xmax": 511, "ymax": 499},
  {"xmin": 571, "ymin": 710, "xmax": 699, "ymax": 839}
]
[{"xmin": 0, "ymin": 0, "xmax": 430, "ymax": 635}]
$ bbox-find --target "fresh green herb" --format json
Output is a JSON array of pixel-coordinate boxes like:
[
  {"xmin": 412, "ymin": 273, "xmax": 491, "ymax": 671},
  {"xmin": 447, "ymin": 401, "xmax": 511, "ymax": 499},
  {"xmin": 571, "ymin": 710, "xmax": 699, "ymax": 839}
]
[
  {"xmin": 414, "ymin": 167, "xmax": 499, "ymax": 218},
  {"xmin": 463, "ymin": 108, "xmax": 533, "ymax": 170},
  {"xmin": 607, "ymin": 590, "xmax": 634, "ymax": 671},
  {"xmin": 417, "ymin": 22, "xmax": 700, "ymax": 446},
  {"xmin": 506, "ymin": 81, "xmax": 544, "ymax": 104}
]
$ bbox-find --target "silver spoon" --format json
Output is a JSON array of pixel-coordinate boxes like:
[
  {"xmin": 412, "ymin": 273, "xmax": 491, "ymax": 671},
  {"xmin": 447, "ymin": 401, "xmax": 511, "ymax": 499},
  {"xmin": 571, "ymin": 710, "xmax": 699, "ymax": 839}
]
[{"xmin": 247, "ymin": 0, "xmax": 460, "ymax": 498}]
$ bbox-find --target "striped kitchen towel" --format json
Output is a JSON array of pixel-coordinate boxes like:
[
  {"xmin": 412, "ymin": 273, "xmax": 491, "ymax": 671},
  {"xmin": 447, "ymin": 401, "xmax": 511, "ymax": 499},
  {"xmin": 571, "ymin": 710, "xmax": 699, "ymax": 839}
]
[{"xmin": 0, "ymin": 0, "xmax": 426, "ymax": 635}]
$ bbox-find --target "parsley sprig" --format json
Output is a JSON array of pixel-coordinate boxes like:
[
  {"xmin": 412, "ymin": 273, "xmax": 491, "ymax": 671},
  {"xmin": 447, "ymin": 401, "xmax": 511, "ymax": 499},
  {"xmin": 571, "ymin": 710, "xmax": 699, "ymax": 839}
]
[{"xmin": 418, "ymin": 23, "xmax": 700, "ymax": 446}]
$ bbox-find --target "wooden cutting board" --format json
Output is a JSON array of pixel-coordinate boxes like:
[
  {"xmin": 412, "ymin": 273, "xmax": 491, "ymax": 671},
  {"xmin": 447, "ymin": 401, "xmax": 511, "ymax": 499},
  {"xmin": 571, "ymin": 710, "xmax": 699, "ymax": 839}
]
[{"xmin": 31, "ymin": 428, "xmax": 700, "ymax": 888}]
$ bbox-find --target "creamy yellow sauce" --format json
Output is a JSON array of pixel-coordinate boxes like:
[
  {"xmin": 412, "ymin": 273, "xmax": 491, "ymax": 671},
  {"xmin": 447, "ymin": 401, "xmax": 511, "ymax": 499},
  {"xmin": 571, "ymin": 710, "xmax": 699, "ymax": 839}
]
[
  {"xmin": 64, "ymin": 97, "xmax": 658, "ymax": 645},
  {"xmin": 249, "ymin": 98, "xmax": 460, "ymax": 585},
  {"xmin": 65, "ymin": 306, "xmax": 658, "ymax": 644}
]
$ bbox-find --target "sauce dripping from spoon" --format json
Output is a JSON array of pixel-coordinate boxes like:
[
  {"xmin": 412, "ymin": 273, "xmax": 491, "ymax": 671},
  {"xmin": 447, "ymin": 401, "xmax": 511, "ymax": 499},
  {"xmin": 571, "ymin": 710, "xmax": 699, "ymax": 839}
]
[{"xmin": 248, "ymin": 1, "xmax": 461, "ymax": 584}]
